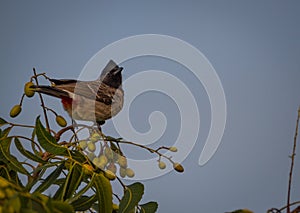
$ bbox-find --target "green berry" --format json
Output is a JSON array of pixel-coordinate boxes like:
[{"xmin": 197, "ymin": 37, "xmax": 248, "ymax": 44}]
[
  {"xmin": 99, "ymin": 155, "xmax": 108, "ymax": 166},
  {"xmin": 79, "ymin": 140, "xmax": 88, "ymax": 150},
  {"xmin": 10, "ymin": 105, "xmax": 22, "ymax": 118},
  {"xmin": 24, "ymin": 81, "xmax": 35, "ymax": 97},
  {"xmin": 87, "ymin": 142, "xmax": 96, "ymax": 152},
  {"xmin": 90, "ymin": 132, "xmax": 101, "ymax": 143},
  {"xmin": 158, "ymin": 161, "xmax": 166, "ymax": 170},
  {"xmin": 87, "ymin": 152, "xmax": 96, "ymax": 160},
  {"xmin": 56, "ymin": 115, "xmax": 67, "ymax": 127},
  {"xmin": 104, "ymin": 147, "xmax": 114, "ymax": 161},
  {"xmin": 119, "ymin": 168, "xmax": 126, "ymax": 178},
  {"xmin": 92, "ymin": 157, "xmax": 101, "ymax": 168}
]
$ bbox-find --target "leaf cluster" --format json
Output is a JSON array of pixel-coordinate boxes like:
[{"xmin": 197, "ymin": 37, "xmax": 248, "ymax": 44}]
[{"xmin": 0, "ymin": 116, "xmax": 157, "ymax": 213}]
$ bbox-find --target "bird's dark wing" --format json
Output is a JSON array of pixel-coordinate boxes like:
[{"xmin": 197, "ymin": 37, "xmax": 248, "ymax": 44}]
[
  {"xmin": 55, "ymin": 81, "xmax": 116, "ymax": 105},
  {"xmin": 50, "ymin": 79, "xmax": 79, "ymax": 85}
]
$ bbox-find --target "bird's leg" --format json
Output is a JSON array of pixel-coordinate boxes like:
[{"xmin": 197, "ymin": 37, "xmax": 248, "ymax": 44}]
[{"xmin": 96, "ymin": 120, "xmax": 105, "ymax": 132}]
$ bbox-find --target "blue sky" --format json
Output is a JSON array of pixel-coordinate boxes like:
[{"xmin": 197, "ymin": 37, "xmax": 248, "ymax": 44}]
[{"xmin": 1, "ymin": 1, "xmax": 300, "ymax": 212}]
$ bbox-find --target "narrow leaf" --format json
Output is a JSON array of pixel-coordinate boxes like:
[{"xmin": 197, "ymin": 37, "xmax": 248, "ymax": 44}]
[
  {"xmin": 35, "ymin": 163, "xmax": 64, "ymax": 193},
  {"xmin": 51, "ymin": 200, "xmax": 74, "ymax": 213},
  {"xmin": 35, "ymin": 117, "xmax": 68, "ymax": 155},
  {"xmin": 118, "ymin": 182, "xmax": 144, "ymax": 213},
  {"xmin": 70, "ymin": 150, "xmax": 88, "ymax": 163},
  {"xmin": 53, "ymin": 182, "xmax": 64, "ymax": 200},
  {"xmin": 0, "ymin": 117, "xmax": 7, "ymax": 126},
  {"xmin": 62, "ymin": 163, "xmax": 84, "ymax": 200},
  {"xmin": 93, "ymin": 173, "xmax": 113, "ymax": 213},
  {"xmin": 14, "ymin": 137, "xmax": 45, "ymax": 163},
  {"xmin": 0, "ymin": 137, "xmax": 29, "ymax": 175},
  {"xmin": 140, "ymin": 202, "xmax": 158, "ymax": 213},
  {"xmin": 71, "ymin": 195, "xmax": 97, "ymax": 211},
  {"xmin": 0, "ymin": 126, "xmax": 12, "ymax": 140},
  {"xmin": 68, "ymin": 174, "xmax": 95, "ymax": 203}
]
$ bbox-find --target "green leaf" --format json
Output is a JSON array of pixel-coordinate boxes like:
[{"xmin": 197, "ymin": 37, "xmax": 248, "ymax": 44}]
[
  {"xmin": 70, "ymin": 150, "xmax": 88, "ymax": 163},
  {"xmin": 140, "ymin": 202, "xmax": 158, "ymax": 213},
  {"xmin": 0, "ymin": 126, "xmax": 12, "ymax": 140},
  {"xmin": 35, "ymin": 163, "xmax": 64, "ymax": 193},
  {"xmin": 51, "ymin": 200, "xmax": 74, "ymax": 213},
  {"xmin": 62, "ymin": 162, "xmax": 84, "ymax": 200},
  {"xmin": 0, "ymin": 165, "xmax": 10, "ymax": 179},
  {"xmin": 0, "ymin": 117, "xmax": 7, "ymax": 126},
  {"xmin": 68, "ymin": 174, "xmax": 95, "ymax": 203},
  {"xmin": 14, "ymin": 137, "xmax": 45, "ymax": 163},
  {"xmin": 25, "ymin": 161, "xmax": 61, "ymax": 191},
  {"xmin": 0, "ymin": 137, "xmax": 29, "ymax": 175},
  {"xmin": 9, "ymin": 169, "xmax": 24, "ymax": 187},
  {"xmin": 71, "ymin": 195, "xmax": 97, "ymax": 211},
  {"xmin": 93, "ymin": 173, "xmax": 113, "ymax": 213},
  {"xmin": 35, "ymin": 117, "xmax": 68, "ymax": 156},
  {"xmin": 53, "ymin": 182, "xmax": 64, "ymax": 200},
  {"xmin": 118, "ymin": 182, "xmax": 144, "ymax": 213}
]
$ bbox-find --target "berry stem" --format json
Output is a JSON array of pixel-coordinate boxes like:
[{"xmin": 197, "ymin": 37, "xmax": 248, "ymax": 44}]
[{"xmin": 32, "ymin": 68, "xmax": 50, "ymax": 132}]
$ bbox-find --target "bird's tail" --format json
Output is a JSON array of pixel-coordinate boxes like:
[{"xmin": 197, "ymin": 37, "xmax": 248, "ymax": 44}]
[{"xmin": 31, "ymin": 85, "xmax": 69, "ymax": 98}]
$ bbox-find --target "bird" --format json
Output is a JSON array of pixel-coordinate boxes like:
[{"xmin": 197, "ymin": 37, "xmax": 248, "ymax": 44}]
[{"xmin": 31, "ymin": 60, "xmax": 124, "ymax": 127}]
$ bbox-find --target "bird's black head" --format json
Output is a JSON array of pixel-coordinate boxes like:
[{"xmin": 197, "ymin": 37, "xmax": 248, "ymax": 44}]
[{"xmin": 99, "ymin": 60, "xmax": 123, "ymax": 88}]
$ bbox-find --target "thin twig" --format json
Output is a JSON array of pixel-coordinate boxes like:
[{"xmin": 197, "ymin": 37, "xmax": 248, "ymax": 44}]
[
  {"xmin": 9, "ymin": 122, "xmax": 35, "ymax": 129},
  {"xmin": 55, "ymin": 125, "xmax": 74, "ymax": 141},
  {"xmin": 114, "ymin": 139, "xmax": 175, "ymax": 164},
  {"xmin": 32, "ymin": 68, "xmax": 50, "ymax": 132},
  {"xmin": 287, "ymin": 107, "xmax": 300, "ymax": 213}
]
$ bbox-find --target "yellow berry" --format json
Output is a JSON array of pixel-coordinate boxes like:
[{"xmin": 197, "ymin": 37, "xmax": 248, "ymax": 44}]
[
  {"xmin": 118, "ymin": 156, "xmax": 127, "ymax": 168},
  {"xmin": 104, "ymin": 147, "xmax": 114, "ymax": 161},
  {"xmin": 92, "ymin": 157, "xmax": 101, "ymax": 168},
  {"xmin": 24, "ymin": 82, "xmax": 35, "ymax": 97},
  {"xmin": 93, "ymin": 156, "xmax": 107, "ymax": 169},
  {"xmin": 79, "ymin": 140, "xmax": 88, "ymax": 150},
  {"xmin": 82, "ymin": 164, "xmax": 93, "ymax": 176},
  {"xmin": 112, "ymin": 204, "xmax": 119, "ymax": 210},
  {"xmin": 0, "ymin": 190, "xmax": 5, "ymax": 199},
  {"xmin": 90, "ymin": 132, "xmax": 101, "ymax": 143},
  {"xmin": 64, "ymin": 160, "xmax": 72, "ymax": 170},
  {"xmin": 173, "ymin": 163, "xmax": 184, "ymax": 173},
  {"xmin": 169, "ymin": 146, "xmax": 178, "ymax": 152},
  {"xmin": 10, "ymin": 105, "xmax": 21, "ymax": 118},
  {"xmin": 104, "ymin": 170, "xmax": 116, "ymax": 180},
  {"xmin": 5, "ymin": 188, "xmax": 15, "ymax": 198},
  {"xmin": 56, "ymin": 115, "xmax": 67, "ymax": 127},
  {"xmin": 158, "ymin": 161, "xmax": 166, "ymax": 170},
  {"xmin": 125, "ymin": 168, "xmax": 135, "ymax": 178},
  {"xmin": 0, "ymin": 179, "xmax": 9, "ymax": 188},
  {"xmin": 87, "ymin": 142, "xmax": 96, "ymax": 152},
  {"xmin": 99, "ymin": 155, "xmax": 108, "ymax": 165},
  {"xmin": 119, "ymin": 168, "xmax": 126, "ymax": 178}
]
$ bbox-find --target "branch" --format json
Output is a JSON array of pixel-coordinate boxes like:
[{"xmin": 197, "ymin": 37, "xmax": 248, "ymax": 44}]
[
  {"xmin": 287, "ymin": 107, "xmax": 300, "ymax": 213},
  {"xmin": 33, "ymin": 68, "xmax": 50, "ymax": 132}
]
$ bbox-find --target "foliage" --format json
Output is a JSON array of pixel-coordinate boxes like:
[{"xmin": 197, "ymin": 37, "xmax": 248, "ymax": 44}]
[{"xmin": 0, "ymin": 71, "xmax": 182, "ymax": 212}]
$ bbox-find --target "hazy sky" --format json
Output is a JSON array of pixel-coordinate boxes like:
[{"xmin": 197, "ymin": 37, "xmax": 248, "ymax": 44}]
[{"xmin": 1, "ymin": 1, "xmax": 300, "ymax": 212}]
